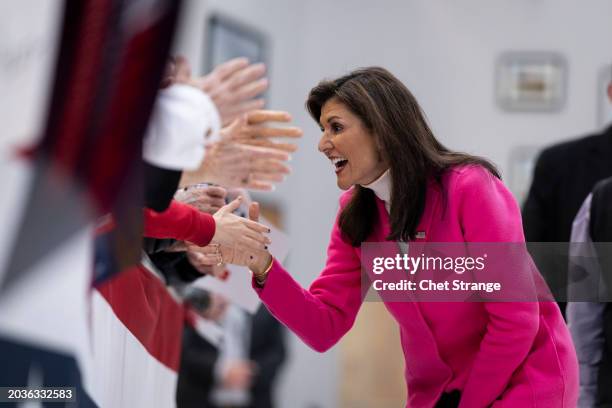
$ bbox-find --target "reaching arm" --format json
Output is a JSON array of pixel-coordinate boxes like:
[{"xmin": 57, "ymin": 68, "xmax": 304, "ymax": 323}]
[
  {"xmin": 143, "ymin": 199, "xmax": 216, "ymax": 246},
  {"xmin": 252, "ymin": 199, "xmax": 364, "ymax": 352}
]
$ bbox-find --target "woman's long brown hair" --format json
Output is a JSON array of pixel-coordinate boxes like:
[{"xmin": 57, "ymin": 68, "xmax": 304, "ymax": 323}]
[{"xmin": 306, "ymin": 67, "xmax": 499, "ymax": 246}]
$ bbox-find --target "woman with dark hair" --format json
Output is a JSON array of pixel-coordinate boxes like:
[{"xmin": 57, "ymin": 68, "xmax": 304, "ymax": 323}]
[{"xmin": 240, "ymin": 67, "xmax": 578, "ymax": 407}]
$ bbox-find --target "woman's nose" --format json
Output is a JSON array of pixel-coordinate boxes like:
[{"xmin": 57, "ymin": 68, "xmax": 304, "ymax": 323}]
[{"xmin": 318, "ymin": 132, "xmax": 331, "ymax": 153}]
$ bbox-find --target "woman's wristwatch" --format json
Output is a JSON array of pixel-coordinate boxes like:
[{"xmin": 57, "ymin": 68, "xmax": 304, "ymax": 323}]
[{"xmin": 253, "ymin": 256, "xmax": 274, "ymax": 287}]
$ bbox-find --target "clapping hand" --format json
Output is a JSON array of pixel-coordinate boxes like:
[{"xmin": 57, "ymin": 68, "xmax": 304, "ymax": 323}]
[
  {"xmin": 173, "ymin": 56, "xmax": 268, "ymax": 126},
  {"xmin": 180, "ymin": 109, "xmax": 302, "ymax": 191},
  {"xmin": 181, "ymin": 142, "xmax": 292, "ymax": 191},
  {"xmin": 221, "ymin": 110, "xmax": 303, "ymax": 152}
]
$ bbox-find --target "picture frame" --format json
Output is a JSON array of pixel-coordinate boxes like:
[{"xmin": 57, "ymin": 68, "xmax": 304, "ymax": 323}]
[
  {"xmin": 495, "ymin": 51, "xmax": 567, "ymax": 112},
  {"xmin": 204, "ymin": 13, "xmax": 268, "ymax": 74},
  {"xmin": 597, "ymin": 64, "xmax": 612, "ymax": 127}
]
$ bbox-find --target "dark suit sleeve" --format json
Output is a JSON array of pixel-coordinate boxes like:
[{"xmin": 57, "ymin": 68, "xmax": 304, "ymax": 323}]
[
  {"xmin": 180, "ymin": 327, "xmax": 218, "ymax": 383},
  {"xmin": 250, "ymin": 308, "xmax": 286, "ymax": 401},
  {"xmin": 148, "ymin": 251, "xmax": 203, "ymax": 286},
  {"xmin": 522, "ymin": 149, "xmax": 557, "ymax": 242},
  {"xmin": 522, "ymin": 149, "xmax": 569, "ymax": 309},
  {"xmin": 144, "ymin": 162, "xmax": 182, "ymax": 212}
]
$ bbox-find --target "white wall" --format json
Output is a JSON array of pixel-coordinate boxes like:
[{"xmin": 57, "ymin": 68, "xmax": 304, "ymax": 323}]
[{"xmin": 176, "ymin": 1, "xmax": 612, "ymax": 407}]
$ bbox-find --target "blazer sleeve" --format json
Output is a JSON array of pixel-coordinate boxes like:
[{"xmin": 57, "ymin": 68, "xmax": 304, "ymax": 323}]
[
  {"xmin": 455, "ymin": 167, "xmax": 540, "ymax": 408},
  {"xmin": 252, "ymin": 199, "xmax": 363, "ymax": 353},
  {"xmin": 522, "ymin": 149, "xmax": 557, "ymax": 242},
  {"xmin": 143, "ymin": 199, "xmax": 216, "ymax": 247}
]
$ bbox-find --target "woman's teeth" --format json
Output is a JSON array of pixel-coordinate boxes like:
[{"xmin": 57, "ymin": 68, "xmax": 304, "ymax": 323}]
[{"xmin": 331, "ymin": 158, "xmax": 348, "ymax": 172}]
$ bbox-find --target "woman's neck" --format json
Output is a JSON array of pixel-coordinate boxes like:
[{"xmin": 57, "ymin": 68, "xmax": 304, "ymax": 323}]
[{"xmin": 361, "ymin": 168, "xmax": 391, "ymax": 205}]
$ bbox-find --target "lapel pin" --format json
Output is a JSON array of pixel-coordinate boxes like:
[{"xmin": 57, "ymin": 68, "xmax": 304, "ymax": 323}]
[{"xmin": 415, "ymin": 231, "xmax": 426, "ymax": 239}]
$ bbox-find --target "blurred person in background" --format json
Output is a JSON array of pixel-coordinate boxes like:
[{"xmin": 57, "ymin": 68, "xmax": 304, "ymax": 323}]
[
  {"xmin": 522, "ymin": 70, "xmax": 612, "ymax": 316},
  {"xmin": 177, "ymin": 287, "xmax": 228, "ymax": 408},
  {"xmin": 209, "ymin": 304, "xmax": 286, "ymax": 408},
  {"xmin": 567, "ymin": 176, "xmax": 612, "ymax": 408},
  {"xmin": 234, "ymin": 67, "xmax": 578, "ymax": 407}
]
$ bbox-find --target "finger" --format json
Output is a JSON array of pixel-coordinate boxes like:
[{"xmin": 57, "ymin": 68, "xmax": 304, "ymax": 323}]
[
  {"xmin": 249, "ymin": 202, "xmax": 260, "ymax": 222},
  {"xmin": 250, "ymin": 158, "xmax": 291, "ymax": 174},
  {"xmin": 240, "ymin": 235, "xmax": 268, "ymax": 251},
  {"xmin": 247, "ymin": 110, "xmax": 291, "ymax": 124},
  {"xmin": 241, "ymin": 145, "xmax": 290, "ymax": 161},
  {"xmin": 243, "ymin": 228, "xmax": 271, "ymax": 246},
  {"xmin": 247, "ymin": 125, "xmax": 303, "ymax": 139},
  {"xmin": 205, "ymin": 186, "xmax": 228, "ymax": 199},
  {"xmin": 188, "ymin": 251, "xmax": 215, "ymax": 265},
  {"xmin": 194, "ymin": 264, "xmax": 215, "ymax": 275},
  {"xmin": 250, "ymin": 172, "xmax": 286, "ymax": 183},
  {"xmin": 213, "ymin": 57, "xmax": 250, "ymax": 80},
  {"xmin": 219, "ymin": 197, "xmax": 242, "ymax": 214},
  {"xmin": 174, "ymin": 55, "xmax": 192, "ymax": 82},
  {"xmin": 209, "ymin": 198, "xmax": 227, "ymax": 209},
  {"xmin": 241, "ymin": 139, "xmax": 298, "ymax": 153},
  {"xmin": 226, "ymin": 63, "xmax": 266, "ymax": 90},
  {"xmin": 245, "ymin": 180, "xmax": 275, "ymax": 191},
  {"xmin": 190, "ymin": 245, "xmax": 219, "ymax": 255},
  {"xmin": 231, "ymin": 78, "xmax": 268, "ymax": 102},
  {"xmin": 242, "ymin": 218, "xmax": 271, "ymax": 233},
  {"xmin": 196, "ymin": 255, "xmax": 220, "ymax": 266},
  {"xmin": 223, "ymin": 99, "xmax": 267, "ymax": 124}
]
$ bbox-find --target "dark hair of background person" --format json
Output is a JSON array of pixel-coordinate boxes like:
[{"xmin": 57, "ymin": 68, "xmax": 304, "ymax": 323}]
[{"xmin": 306, "ymin": 67, "xmax": 499, "ymax": 246}]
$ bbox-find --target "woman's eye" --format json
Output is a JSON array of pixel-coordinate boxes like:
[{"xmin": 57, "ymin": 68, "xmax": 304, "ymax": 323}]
[{"xmin": 331, "ymin": 123, "xmax": 343, "ymax": 133}]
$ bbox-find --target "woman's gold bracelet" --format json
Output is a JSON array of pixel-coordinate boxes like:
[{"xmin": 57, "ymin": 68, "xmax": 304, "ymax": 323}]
[{"xmin": 253, "ymin": 256, "xmax": 274, "ymax": 286}]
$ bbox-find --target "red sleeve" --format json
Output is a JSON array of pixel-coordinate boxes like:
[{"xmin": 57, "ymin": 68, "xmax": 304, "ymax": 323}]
[{"xmin": 143, "ymin": 199, "xmax": 216, "ymax": 246}]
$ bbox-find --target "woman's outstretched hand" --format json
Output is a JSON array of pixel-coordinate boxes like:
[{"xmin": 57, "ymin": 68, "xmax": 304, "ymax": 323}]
[
  {"xmin": 212, "ymin": 197, "xmax": 271, "ymax": 253},
  {"xmin": 245, "ymin": 202, "xmax": 273, "ymax": 277},
  {"xmin": 215, "ymin": 202, "xmax": 271, "ymax": 269}
]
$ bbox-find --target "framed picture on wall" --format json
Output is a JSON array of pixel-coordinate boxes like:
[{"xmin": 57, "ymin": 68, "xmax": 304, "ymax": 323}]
[
  {"xmin": 204, "ymin": 13, "xmax": 268, "ymax": 74},
  {"xmin": 597, "ymin": 64, "xmax": 612, "ymax": 127},
  {"xmin": 495, "ymin": 51, "xmax": 567, "ymax": 112}
]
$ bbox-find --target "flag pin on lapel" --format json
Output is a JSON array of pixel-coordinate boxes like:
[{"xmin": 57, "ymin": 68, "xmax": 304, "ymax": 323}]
[{"xmin": 416, "ymin": 231, "xmax": 426, "ymax": 239}]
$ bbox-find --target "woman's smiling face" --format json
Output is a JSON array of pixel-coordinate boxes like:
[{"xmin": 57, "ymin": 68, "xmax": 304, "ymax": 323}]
[{"xmin": 317, "ymin": 98, "xmax": 388, "ymax": 190}]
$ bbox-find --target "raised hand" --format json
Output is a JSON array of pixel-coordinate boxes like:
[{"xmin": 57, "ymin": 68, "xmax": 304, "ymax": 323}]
[
  {"xmin": 160, "ymin": 56, "xmax": 268, "ymax": 126},
  {"xmin": 181, "ymin": 142, "xmax": 291, "ymax": 191},
  {"xmin": 188, "ymin": 57, "xmax": 268, "ymax": 126},
  {"xmin": 221, "ymin": 110, "xmax": 303, "ymax": 153}
]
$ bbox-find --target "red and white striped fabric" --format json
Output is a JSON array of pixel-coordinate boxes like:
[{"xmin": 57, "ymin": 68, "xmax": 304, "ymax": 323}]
[{"xmin": 90, "ymin": 261, "xmax": 186, "ymax": 407}]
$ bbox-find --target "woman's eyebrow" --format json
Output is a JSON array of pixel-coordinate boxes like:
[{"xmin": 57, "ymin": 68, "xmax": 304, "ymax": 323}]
[{"xmin": 319, "ymin": 114, "xmax": 341, "ymax": 128}]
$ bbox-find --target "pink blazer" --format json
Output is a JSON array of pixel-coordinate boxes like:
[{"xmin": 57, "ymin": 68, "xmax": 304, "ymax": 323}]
[{"xmin": 254, "ymin": 165, "xmax": 578, "ymax": 407}]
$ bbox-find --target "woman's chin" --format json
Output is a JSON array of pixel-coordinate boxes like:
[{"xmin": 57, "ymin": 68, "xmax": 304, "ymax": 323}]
[{"xmin": 336, "ymin": 177, "xmax": 352, "ymax": 190}]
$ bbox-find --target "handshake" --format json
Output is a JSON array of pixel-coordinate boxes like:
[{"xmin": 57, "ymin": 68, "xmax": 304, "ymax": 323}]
[{"xmin": 174, "ymin": 185, "xmax": 273, "ymax": 278}]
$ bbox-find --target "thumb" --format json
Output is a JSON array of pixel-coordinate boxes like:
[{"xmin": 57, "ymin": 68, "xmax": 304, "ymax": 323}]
[
  {"xmin": 249, "ymin": 202, "xmax": 260, "ymax": 222},
  {"xmin": 222, "ymin": 196, "xmax": 242, "ymax": 214}
]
